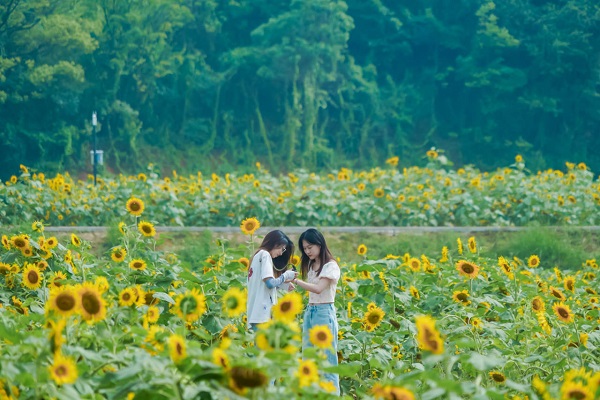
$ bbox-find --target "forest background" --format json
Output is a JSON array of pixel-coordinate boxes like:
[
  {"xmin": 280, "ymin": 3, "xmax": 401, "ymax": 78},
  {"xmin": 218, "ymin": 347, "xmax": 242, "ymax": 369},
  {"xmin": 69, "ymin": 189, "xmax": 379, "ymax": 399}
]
[{"xmin": 0, "ymin": 0, "xmax": 599, "ymax": 180}]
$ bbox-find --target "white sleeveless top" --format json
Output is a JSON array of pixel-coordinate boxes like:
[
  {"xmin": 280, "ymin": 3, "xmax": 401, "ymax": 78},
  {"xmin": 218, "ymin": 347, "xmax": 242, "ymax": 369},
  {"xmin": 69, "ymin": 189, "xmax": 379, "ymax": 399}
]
[{"xmin": 307, "ymin": 261, "xmax": 340, "ymax": 304}]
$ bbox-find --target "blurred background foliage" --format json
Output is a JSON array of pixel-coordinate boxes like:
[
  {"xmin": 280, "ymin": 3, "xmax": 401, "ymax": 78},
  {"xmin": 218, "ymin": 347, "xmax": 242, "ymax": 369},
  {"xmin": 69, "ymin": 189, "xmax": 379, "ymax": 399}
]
[{"xmin": 1, "ymin": 0, "xmax": 599, "ymax": 180}]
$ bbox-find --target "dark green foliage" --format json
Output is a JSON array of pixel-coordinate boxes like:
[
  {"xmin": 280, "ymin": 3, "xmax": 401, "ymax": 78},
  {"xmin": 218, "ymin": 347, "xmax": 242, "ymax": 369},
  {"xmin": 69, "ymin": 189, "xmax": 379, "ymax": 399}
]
[{"xmin": 1, "ymin": 0, "xmax": 599, "ymax": 179}]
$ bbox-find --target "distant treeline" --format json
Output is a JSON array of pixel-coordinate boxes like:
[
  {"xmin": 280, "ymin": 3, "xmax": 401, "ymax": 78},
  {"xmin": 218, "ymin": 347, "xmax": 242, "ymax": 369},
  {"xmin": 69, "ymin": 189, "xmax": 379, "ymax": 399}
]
[{"xmin": 1, "ymin": 0, "xmax": 598, "ymax": 179}]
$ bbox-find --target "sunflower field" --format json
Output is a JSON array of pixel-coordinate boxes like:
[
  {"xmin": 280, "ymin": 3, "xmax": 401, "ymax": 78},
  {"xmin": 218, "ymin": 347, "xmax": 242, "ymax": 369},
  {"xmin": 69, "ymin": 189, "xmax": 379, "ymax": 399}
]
[
  {"xmin": 1, "ymin": 152, "xmax": 600, "ymax": 228},
  {"xmin": 0, "ymin": 209, "xmax": 599, "ymax": 399}
]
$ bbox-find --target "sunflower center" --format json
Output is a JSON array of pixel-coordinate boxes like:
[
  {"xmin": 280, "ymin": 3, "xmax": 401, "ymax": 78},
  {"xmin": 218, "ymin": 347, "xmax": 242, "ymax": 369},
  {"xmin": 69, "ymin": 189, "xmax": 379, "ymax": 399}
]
[
  {"xmin": 558, "ymin": 308, "xmax": 569, "ymax": 318},
  {"xmin": 462, "ymin": 264, "xmax": 474, "ymax": 274},
  {"xmin": 82, "ymin": 292, "xmax": 101, "ymax": 314},
  {"xmin": 317, "ymin": 331, "xmax": 328, "ymax": 341},
  {"xmin": 122, "ymin": 293, "xmax": 131, "ymax": 301},
  {"xmin": 230, "ymin": 366, "xmax": 267, "ymax": 388},
  {"xmin": 143, "ymin": 226, "xmax": 152, "ymax": 234},
  {"xmin": 368, "ymin": 313, "xmax": 381, "ymax": 324},
  {"xmin": 56, "ymin": 365, "xmax": 68, "ymax": 377},
  {"xmin": 27, "ymin": 270, "xmax": 39, "ymax": 284},
  {"xmin": 458, "ymin": 294, "xmax": 468, "ymax": 302},
  {"xmin": 226, "ymin": 296, "xmax": 239, "ymax": 309},
  {"xmin": 424, "ymin": 329, "xmax": 440, "ymax": 351},
  {"xmin": 176, "ymin": 343, "xmax": 184, "ymax": 355},
  {"xmin": 130, "ymin": 203, "xmax": 141, "ymax": 211},
  {"xmin": 180, "ymin": 297, "xmax": 198, "ymax": 315},
  {"xmin": 56, "ymin": 293, "xmax": 76, "ymax": 311},
  {"xmin": 14, "ymin": 239, "xmax": 26, "ymax": 248},
  {"xmin": 567, "ymin": 390, "xmax": 586, "ymax": 400},
  {"xmin": 492, "ymin": 373, "xmax": 505, "ymax": 382},
  {"xmin": 280, "ymin": 301, "xmax": 292, "ymax": 313}
]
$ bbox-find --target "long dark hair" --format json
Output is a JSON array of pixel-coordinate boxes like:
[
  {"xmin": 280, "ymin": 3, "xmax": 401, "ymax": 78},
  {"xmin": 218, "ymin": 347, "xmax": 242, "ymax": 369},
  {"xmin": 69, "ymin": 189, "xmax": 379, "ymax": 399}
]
[
  {"xmin": 252, "ymin": 230, "xmax": 294, "ymax": 277},
  {"xmin": 298, "ymin": 228, "xmax": 333, "ymax": 279}
]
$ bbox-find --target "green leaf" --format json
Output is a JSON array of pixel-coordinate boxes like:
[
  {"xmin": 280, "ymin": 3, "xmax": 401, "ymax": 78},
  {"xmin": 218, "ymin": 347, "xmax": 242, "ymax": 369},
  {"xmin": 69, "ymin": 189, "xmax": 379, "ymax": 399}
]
[{"xmin": 467, "ymin": 352, "xmax": 505, "ymax": 371}]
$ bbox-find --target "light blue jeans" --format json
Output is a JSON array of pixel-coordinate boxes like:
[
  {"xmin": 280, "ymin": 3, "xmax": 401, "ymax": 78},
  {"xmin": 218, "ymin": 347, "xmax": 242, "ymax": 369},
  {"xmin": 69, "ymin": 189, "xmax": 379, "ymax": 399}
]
[{"xmin": 302, "ymin": 303, "xmax": 340, "ymax": 396}]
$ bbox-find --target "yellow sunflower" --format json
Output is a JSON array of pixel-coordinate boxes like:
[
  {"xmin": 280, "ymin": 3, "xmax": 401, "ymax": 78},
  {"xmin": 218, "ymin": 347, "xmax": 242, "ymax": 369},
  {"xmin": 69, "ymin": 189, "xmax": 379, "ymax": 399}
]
[
  {"xmin": 31, "ymin": 220, "xmax": 44, "ymax": 232},
  {"xmin": 560, "ymin": 381, "xmax": 594, "ymax": 400},
  {"xmin": 409, "ymin": 286, "xmax": 420, "ymax": 300},
  {"xmin": 470, "ymin": 317, "xmax": 483, "ymax": 330},
  {"xmin": 37, "ymin": 260, "xmax": 49, "ymax": 271},
  {"xmin": 47, "ymin": 318, "xmax": 66, "ymax": 354},
  {"xmin": 528, "ymin": 255, "xmax": 541, "ymax": 268},
  {"xmin": 146, "ymin": 305, "xmax": 160, "ymax": 324},
  {"xmin": 22, "ymin": 263, "xmax": 43, "ymax": 290},
  {"xmin": 238, "ymin": 257, "xmax": 250, "ymax": 269},
  {"xmin": 111, "ymin": 247, "xmax": 127, "ymax": 262},
  {"xmin": 549, "ymin": 286, "xmax": 567, "ymax": 301},
  {"xmin": 452, "ymin": 290, "xmax": 471, "ymax": 306},
  {"xmin": 240, "ymin": 217, "xmax": 260, "ymax": 235},
  {"xmin": 48, "ymin": 353, "xmax": 78, "ymax": 385},
  {"xmin": 168, "ymin": 334, "xmax": 186, "ymax": 364},
  {"xmin": 126, "ymin": 197, "xmax": 145, "ymax": 216},
  {"xmin": 11, "ymin": 235, "xmax": 29, "ymax": 250},
  {"xmin": 212, "ymin": 347, "xmax": 230, "ymax": 370},
  {"xmin": 1, "ymin": 234, "xmax": 10, "ymax": 249},
  {"xmin": 467, "ymin": 236, "xmax": 477, "ymax": 253},
  {"xmin": 47, "ymin": 286, "xmax": 79, "ymax": 317},
  {"xmin": 94, "ymin": 276, "xmax": 110, "ymax": 293},
  {"xmin": 415, "ymin": 315, "xmax": 444, "ymax": 354},
  {"xmin": 22, "ymin": 245, "xmax": 33, "ymax": 257},
  {"xmin": 552, "ymin": 302, "xmax": 574, "ymax": 323},
  {"xmin": 144, "ymin": 290, "xmax": 159, "ymax": 306},
  {"xmin": 531, "ymin": 296, "xmax": 545, "ymax": 313},
  {"xmin": 118, "ymin": 288, "xmax": 137, "ymax": 307},
  {"xmin": 457, "ymin": 238, "xmax": 463, "ymax": 255},
  {"xmin": 222, "ymin": 287, "xmax": 247, "ymax": 318},
  {"xmin": 46, "ymin": 236, "xmax": 58, "ymax": 248},
  {"xmin": 229, "ymin": 366, "xmax": 267, "ymax": 394},
  {"xmin": 489, "ymin": 370, "xmax": 506, "ymax": 384},
  {"xmin": 408, "ymin": 257, "xmax": 421, "ymax": 272},
  {"xmin": 364, "ymin": 306, "xmax": 385, "ymax": 330},
  {"xmin": 498, "ymin": 256, "xmax": 514, "ymax": 279},
  {"xmin": 456, "ymin": 260, "xmax": 479, "ymax": 279},
  {"xmin": 118, "ymin": 221, "xmax": 127, "ymax": 235},
  {"xmin": 373, "ymin": 385, "xmax": 416, "ymax": 400},
  {"xmin": 374, "ymin": 188, "xmax": 385, "ymax": 198},
  {"xmin": 71, "ymin": 233, "xmax": 81, "ymax": 247},
  {"xmin": 385, "ymin": 156, "xmax": 399, "ymax": 166},
  {"xmin": 272, "ymin": 292, "xmax": 303, "ymax": 322},
  {"xmin": 309, "ymin": 325, "xmax": 333, "ymax": 349},
  {"xmin": 296, "ymin": 359, "xmax": 319, "ymax": 387},
  {"xmin": 563, "ymin": 276, "xmax": 575, "ymax": 292},
  {"xmin": 48, "ymin": 271, "xmax": 68, "ymax": 289},
  {"xmin": 138, "ymin": 221, "xmax": 156, "ymax": 237},
  {"xmin": 78, "ymin": 283, "xmax": 106, "ymax": 323},
  {"xmin": 357, "ymin": 244, "xmax": 368, "ymax": 256},
  {"xmin": 290, "ymin": 255, "xmax": 300, "ymax": 266},
  {"xmin": 173, "ymin": 288, "xmax": 207, "ymax": 323},
  {"xmin": 129, "ymin": 259, "xmax": 147, "ymax": 271}
]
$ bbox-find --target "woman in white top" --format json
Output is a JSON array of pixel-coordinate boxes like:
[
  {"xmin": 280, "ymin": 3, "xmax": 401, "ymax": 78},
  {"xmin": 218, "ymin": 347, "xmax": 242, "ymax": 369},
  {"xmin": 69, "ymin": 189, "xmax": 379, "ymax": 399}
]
[
  {"xmin": 292, "ymin": 228, "xmax": 341, "ymax": 396},
  {"xmin": 246, "ymin": 230, "xmax": 297, "ymax": 331}
]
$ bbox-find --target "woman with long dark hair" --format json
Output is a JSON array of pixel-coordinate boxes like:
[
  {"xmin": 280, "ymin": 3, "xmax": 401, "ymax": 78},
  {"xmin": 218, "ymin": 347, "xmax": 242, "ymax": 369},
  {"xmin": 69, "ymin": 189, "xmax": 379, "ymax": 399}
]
[
  {"xmin": 292, "ymin": 228, "xmax": 341, "ymax": 395},
  {"xmin": 246, "ymin": 230, "xmax": 297, "ymax": 331}
]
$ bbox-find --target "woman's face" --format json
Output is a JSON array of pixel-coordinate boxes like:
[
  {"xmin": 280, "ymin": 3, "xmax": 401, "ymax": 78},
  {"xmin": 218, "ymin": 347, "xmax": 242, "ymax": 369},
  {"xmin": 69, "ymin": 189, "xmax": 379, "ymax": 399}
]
[
  {"xmin": 269, "ymin": 244, "xmax": 287, "ymax": 259},
  {"xmin": 302, "ymin": 240, "xmax": 321, "ymax": 261}
]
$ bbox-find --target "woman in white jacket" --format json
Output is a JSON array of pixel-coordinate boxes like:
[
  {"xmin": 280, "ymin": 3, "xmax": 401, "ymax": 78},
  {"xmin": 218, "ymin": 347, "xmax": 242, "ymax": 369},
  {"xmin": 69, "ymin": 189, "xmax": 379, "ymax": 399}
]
[{"xmin": 246, "ymin": 230, "xmax": 297, "ymax": 331}]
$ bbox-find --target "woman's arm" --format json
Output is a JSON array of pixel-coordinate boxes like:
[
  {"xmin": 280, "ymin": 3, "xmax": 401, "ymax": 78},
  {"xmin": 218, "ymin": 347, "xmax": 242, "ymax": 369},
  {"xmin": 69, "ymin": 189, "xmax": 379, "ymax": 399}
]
[{"xmin": 293, "ymin": 277, "xmax": 332, "ymax": 294}]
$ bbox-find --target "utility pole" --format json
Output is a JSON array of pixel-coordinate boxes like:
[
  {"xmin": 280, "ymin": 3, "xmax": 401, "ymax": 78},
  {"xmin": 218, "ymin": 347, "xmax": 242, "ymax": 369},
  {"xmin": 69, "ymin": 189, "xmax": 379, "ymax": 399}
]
[{"xmin": 92, "ymin": 111, "xmax": 97, "ymax": 186}]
